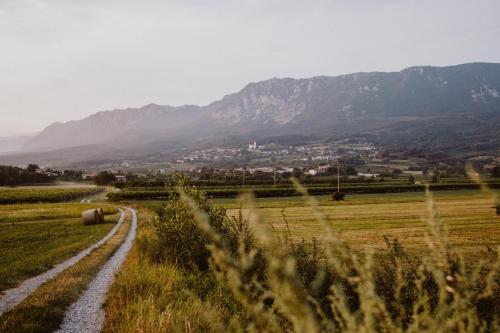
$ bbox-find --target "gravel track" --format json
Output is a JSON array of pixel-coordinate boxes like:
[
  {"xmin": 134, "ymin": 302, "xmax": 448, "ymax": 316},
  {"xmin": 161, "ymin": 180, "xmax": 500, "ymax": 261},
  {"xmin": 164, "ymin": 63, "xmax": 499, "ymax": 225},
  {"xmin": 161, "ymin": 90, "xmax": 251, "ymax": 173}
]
[
  {"xmin": 0, "ymin": 209, "xmax": 125, "ymax": 317},
  {"xmin": 56, "ymin": 208, "xmax": 138, "ymax": 333}
]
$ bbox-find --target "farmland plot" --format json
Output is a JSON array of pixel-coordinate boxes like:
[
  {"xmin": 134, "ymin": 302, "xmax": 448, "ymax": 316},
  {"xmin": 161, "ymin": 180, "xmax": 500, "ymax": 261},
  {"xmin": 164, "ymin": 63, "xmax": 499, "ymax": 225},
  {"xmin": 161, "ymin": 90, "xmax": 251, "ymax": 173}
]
[
  {"xmin": 0, "ymin": 202, "xmax": 117, "ymax": 292},
  {"xmin": 222, "ymin": 190, "xmax": 500, "ymax": 257}
]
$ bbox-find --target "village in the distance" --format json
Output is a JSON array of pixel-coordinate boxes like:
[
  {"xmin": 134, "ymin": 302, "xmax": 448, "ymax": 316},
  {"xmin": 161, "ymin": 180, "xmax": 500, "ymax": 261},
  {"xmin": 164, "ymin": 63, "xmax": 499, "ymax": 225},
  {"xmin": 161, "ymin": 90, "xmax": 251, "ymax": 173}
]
[{"xmin": 18, "ymin": 138, "xmax": 498, "ymax": 185}]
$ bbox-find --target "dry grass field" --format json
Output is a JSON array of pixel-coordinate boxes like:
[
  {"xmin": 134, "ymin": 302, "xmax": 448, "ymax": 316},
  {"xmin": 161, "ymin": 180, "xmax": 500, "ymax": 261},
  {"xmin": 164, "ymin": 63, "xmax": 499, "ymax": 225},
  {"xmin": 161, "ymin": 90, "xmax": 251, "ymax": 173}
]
[{"xmin": 221, "ymin": 190, "xmax": 500, "ymax": 257}]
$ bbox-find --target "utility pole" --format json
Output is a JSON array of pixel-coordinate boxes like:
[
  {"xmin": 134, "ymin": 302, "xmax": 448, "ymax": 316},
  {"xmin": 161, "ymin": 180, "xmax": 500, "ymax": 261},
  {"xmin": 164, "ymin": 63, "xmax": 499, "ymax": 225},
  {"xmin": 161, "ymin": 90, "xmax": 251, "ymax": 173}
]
[
  {"xmin": 337, "ymin": 159, "xmax": 340, "ymax": 193},
  {"xmin": 273, "ymin": 170, "xmax": 277, "ymax": 189}
]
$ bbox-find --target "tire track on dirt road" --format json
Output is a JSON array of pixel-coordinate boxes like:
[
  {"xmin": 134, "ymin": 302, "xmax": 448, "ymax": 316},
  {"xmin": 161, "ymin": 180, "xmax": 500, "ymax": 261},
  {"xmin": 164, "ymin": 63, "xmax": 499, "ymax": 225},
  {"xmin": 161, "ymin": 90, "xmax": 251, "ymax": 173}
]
[{"xmin": 56, "ymin": 208, "xmax": 138, "ymax": 333}]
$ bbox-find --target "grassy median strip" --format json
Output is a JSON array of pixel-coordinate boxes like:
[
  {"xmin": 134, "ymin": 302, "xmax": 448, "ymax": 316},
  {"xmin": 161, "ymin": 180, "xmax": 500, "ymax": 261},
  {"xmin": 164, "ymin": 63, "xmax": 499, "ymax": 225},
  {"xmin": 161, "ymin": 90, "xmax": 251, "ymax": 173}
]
[{"xmin": 0, "ymin": 210, "xmax": 131, "ymax": 333}]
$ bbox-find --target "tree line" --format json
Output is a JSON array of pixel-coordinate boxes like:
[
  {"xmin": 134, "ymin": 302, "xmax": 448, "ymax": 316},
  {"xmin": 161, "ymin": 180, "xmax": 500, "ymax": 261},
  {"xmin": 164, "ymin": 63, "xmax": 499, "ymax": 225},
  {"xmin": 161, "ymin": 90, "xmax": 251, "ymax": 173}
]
[{"xmin": 0, "ymin": 164, "xmax": 51, "ymax": 187}]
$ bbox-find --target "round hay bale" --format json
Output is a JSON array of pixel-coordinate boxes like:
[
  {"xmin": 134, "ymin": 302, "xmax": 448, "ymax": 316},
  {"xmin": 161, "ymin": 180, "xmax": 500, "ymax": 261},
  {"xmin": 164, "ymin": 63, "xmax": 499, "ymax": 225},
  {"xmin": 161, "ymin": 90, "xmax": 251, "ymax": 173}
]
[
  {"xmin": 82, "ymin": 209, "xmax": 100, "ymax": 225},
  {"xmin": 96, "ymin": 208, "xmax": 105, "ymax": 223},
  {"xmin": 332, "ymin": 191, "xmax": 346, "ymax": 201}
]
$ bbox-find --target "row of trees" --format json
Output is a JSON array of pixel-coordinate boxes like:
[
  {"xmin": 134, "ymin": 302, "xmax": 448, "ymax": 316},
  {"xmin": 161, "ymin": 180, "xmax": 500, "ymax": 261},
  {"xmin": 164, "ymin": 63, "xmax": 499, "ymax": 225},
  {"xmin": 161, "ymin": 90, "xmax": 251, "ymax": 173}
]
[
  {"xmin": 0, "ymin": 164, "xmax": 88, "ymax": 187},
  {"xmin": 0, "ymin": 165, "xmax": 50, "ymax": 187},
  {"xmin": 94, "ymin": 171, "xmax": 117, "ymax": 186}
]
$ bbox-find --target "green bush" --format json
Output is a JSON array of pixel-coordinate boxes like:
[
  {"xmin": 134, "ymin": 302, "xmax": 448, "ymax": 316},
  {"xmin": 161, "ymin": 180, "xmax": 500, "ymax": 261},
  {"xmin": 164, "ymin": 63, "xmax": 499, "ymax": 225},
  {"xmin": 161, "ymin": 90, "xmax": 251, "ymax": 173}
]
[{"xmin": 143, "ymin": 185, "xmax": 238, "ymax": 271}]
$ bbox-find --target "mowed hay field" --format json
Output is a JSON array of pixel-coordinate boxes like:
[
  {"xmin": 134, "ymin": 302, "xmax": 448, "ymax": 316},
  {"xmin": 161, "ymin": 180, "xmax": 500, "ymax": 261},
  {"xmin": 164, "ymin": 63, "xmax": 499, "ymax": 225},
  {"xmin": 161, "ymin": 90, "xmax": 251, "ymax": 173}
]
[
  {"xmin": 0, "ymin": 202, "xmax": 118, "ymax": 292},
  {"xmin": 221, "ymin": 190, "xmax": 500, "ymax": 257}
]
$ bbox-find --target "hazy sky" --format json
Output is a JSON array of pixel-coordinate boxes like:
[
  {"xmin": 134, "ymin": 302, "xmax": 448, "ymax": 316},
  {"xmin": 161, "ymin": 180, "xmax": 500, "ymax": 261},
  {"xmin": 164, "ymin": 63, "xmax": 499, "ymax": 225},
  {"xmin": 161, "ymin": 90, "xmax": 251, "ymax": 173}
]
[{"xmin": 1, "ymin": 0, "xmax": 500, "ymax": 136}]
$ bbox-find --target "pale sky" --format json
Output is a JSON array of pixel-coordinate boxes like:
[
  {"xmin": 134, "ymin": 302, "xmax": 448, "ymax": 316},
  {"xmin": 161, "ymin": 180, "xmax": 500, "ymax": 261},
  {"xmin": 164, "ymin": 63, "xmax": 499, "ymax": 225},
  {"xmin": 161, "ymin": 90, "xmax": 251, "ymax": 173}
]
[{"xmin": 1, "ymin": 0, "xmax": 500, "ymax": 136}]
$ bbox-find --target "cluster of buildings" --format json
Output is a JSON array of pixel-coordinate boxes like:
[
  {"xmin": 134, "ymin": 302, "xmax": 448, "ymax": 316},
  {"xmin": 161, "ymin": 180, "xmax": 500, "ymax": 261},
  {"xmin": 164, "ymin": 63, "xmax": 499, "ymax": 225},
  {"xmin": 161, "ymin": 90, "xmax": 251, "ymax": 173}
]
[
  {"xmin": 80, "ymin": 140, "xmax": 429, "ymax": 181},
  {"xmin": 175, "ymin": 147, "xmax": 241, "ymax": 164},
  {"xmin": 172, "ymin": 141, "xmax": 379, "ymax": 166},
  {"xmin": 248, "ymin": 141, "xmax": 265, "ymax": 150},
  {"xmin": 193, "ymin": 164, "xmax": 339, "ymax": 177},
  {"xmin": 19, "ymin": 165, "xmax": 69, "ymax": 178}
]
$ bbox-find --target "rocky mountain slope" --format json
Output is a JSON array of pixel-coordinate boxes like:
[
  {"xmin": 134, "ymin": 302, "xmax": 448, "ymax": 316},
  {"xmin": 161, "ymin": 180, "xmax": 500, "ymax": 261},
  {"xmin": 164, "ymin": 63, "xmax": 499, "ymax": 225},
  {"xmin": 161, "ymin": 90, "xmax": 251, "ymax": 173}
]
[
  {"xmin": 7, "ymin": 62, "xmax": 500, "ymax": 165},
  {"xmin": 206, "ymin": 62, "xmax": 500, "ymax": 138}
]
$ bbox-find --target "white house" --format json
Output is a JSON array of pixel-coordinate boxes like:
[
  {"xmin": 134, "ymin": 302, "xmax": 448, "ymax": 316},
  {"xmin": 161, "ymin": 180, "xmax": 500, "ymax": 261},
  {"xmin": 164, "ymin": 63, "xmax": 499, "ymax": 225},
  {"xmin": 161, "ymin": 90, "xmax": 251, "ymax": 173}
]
[
  {"xmin": 358, "ymin": 173, "xmax": 380, "ymax": 178},
  {"xmin": 307, "ymin": 169, "xmax": 318, "ymax": 176},
  {"xmin": 115, "ymin": 175, "xmax": 127, "ymax": 183}
]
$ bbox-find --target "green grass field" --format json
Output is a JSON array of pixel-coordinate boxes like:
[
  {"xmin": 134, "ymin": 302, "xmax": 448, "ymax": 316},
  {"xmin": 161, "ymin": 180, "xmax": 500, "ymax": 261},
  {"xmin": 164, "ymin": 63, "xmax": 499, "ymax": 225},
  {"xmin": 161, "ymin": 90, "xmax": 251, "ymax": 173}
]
[
  {"xmin": 0, "ymin": 187, "xmax": 104, "ymax": 204},
  {"xmin": 0, "ymin": 182, "xmax": 97, "ymax": 189},
  {"xmin": 219, "ymin": 190, "xmax": 500, "ymax": 256},
  {"xmin": 0, "ymin": 210, "xmax": 131, "ymax": 333},
  {"xmin": 0, "ymin": 202, "xmax": 118, "ymax": 292}
]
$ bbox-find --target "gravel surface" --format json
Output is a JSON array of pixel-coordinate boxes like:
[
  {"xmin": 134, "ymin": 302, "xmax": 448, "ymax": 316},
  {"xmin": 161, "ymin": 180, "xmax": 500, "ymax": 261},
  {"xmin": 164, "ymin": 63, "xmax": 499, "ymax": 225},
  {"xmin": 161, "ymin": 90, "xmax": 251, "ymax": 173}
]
[
  {"xmin": 81, "ymin": 197, "xmax": 95, "ymax": 203},
  {"xmin": 56, "ymin": 208, "xmax": 138, "ymax": 333},
  {"xmin": 0, "ymin": 209, "xmax": 125, "ymax": 316}
]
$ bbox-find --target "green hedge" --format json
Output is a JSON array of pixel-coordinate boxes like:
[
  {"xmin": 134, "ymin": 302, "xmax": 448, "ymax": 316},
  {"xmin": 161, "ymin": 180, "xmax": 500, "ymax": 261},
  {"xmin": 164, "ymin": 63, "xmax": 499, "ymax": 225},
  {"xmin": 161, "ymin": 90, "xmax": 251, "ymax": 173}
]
[
  {"xmin": 0, "ymin": 187, "xmax": 104, "ymax": 204},
  {"xmin": 107, "ymin": 183, "xmax": 500, "ymax": 201}
]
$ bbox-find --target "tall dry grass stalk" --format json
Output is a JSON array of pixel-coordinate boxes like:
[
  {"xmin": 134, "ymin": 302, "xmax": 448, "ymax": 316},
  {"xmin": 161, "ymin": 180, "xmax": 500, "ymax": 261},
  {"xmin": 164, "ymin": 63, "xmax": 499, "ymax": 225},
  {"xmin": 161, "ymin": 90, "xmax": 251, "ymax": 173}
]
[{"xmin": 466, "ymin": 164, "xmax": 499, "ymax": 208}]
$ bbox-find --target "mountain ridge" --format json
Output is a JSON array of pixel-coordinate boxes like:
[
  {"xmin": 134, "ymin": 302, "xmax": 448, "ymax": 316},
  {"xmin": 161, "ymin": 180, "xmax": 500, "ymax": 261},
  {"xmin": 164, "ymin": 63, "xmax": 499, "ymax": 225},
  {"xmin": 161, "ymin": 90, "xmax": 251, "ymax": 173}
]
[{"xmin": 6, "ymin": 62, "xmax": 500, "ymax": 166}]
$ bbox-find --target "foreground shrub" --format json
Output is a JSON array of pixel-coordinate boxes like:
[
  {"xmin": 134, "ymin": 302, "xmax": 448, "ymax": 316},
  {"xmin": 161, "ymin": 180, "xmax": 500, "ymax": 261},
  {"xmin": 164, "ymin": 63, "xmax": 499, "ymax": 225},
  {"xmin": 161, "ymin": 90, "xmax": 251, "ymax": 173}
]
[{"xmin": 142, "ymin": 184, "xmax": 239, "ymax": 271}]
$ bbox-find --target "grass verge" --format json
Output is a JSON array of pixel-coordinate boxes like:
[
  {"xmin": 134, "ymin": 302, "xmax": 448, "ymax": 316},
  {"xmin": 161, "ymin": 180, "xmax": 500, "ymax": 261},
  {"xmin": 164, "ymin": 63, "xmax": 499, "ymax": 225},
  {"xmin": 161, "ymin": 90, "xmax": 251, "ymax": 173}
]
[{"xmin": 102, "ymin": 208, "xmax": 241, "ymax": 333}]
